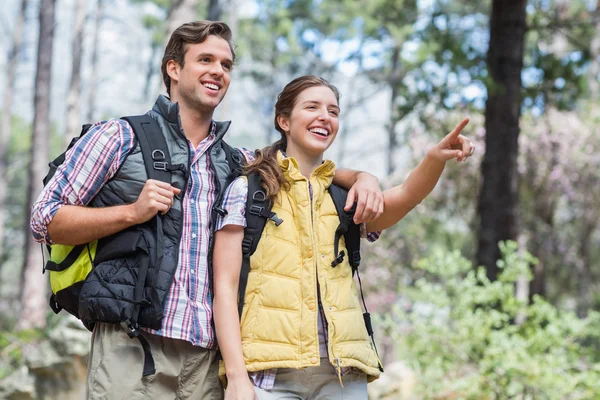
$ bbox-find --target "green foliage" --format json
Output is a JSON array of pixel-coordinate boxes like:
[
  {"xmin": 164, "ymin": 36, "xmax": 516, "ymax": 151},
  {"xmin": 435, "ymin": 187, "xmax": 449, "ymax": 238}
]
[{"xmin": 382, "ymin": 241, "xmax": 600, "ymax": 398}]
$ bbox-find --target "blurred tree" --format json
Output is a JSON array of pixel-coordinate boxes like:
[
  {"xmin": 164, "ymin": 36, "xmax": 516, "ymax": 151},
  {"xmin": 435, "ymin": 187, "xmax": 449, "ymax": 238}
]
[
  {"xmin": 477, "ymin": 0, "xmax": 527, "ymax": 281},
  {"xmin": 207, "ymin": 0, "xmax": 222, "ymax": 20},
  {"xmin": 19, "ymin": 0, "xmax": 57, "ymax": 330},
  {"xmin": 86, "ymin": 0, "xmax": 104, "ymax": 122},
  {"xmin": 0, "ymin": 0, "xmax": 28, "ymax": 269},
  {"xmin": 65, "ymin": 0, "xmax": 86, "ymax": 142}
]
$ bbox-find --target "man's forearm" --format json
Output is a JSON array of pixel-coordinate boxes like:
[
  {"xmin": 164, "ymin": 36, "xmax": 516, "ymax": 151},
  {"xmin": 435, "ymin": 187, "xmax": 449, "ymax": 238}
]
[
  {"xmin": 332, "ymin": 168, "xmax": 363, "ymax": 190},
  {"xmin": 47, "ymin": 204, "xmax": 137, "ymax": 245}
]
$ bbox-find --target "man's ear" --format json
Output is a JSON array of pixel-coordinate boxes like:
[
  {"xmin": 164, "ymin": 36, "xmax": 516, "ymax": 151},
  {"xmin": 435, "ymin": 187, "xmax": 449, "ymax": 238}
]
[
  {"xmin": 276, "ymin": 114, "xmax": 290, "ymax": 133},
  {"xmin": 166, "ymin": 60, "xmax": 180, "ymax": 84}
]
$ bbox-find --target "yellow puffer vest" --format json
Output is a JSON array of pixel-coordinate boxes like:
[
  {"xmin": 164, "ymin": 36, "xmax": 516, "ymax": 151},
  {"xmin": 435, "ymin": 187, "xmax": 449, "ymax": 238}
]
[{"xmin": 239, "ymin": 153, "xmax": 380, "ymax": 381}]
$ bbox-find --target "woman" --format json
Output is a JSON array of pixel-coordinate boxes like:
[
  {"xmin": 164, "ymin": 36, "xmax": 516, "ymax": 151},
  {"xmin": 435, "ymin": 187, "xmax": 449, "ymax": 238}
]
[{"xmin": 213, "ymin": 75, "xmax": 473, "ymax": 399}]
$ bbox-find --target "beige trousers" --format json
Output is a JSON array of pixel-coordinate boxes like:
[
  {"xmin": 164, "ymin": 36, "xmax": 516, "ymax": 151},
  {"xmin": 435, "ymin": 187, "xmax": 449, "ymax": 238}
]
[
  {"xmin": 254, "ymin": 359, "xmax": 368, "ymax": 400},
  {"xmin": 86, "ymin": 323, "xmax": 223, "ymax": 400}
]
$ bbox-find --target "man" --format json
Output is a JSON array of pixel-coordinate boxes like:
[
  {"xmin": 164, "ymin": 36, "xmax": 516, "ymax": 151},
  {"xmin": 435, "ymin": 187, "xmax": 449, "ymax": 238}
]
[{"xmin": 31, "ymin": 21, "xmax": 383, "ymax": 399}]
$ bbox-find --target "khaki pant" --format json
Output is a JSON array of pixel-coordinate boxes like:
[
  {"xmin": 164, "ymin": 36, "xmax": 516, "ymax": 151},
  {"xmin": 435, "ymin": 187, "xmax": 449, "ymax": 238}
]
[
  {"xmin": 86, "ymin": 323, "xmax": 223, "ymax": 400},
  {"xmin": 254, "ymin": 359, "xmax": 368, "ymax": 400}
]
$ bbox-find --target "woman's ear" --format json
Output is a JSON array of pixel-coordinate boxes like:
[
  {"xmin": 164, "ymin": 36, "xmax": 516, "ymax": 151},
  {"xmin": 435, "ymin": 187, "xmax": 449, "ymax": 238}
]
[{"xmin": 276, "ymin": 114, "xmax": 290, "ymax": 133}]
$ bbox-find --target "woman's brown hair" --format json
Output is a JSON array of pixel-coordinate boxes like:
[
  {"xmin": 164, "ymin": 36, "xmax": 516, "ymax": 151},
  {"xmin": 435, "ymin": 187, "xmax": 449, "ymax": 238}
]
[{"xmin": 245, "ymin": 75, "xmax": 340, "ymax": 200}]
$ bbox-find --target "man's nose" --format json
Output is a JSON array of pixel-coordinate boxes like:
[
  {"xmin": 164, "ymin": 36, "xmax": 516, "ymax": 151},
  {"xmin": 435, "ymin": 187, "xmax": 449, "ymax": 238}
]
[{"xmin": 209, "ymin": 62, "xmax": 224, "ymax": 77}]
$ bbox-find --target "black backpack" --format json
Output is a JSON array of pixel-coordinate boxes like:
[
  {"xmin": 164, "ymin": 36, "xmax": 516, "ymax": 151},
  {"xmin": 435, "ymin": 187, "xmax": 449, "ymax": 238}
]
[{"xmin": 237, "ymin": 172, "xmax": 383, "ymax": 372}]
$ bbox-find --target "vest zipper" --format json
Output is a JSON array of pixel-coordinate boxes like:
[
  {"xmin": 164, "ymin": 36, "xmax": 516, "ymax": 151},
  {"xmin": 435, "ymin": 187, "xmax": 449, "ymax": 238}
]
[
  {"xmin": 308, "ymin": 180, "xmax": 320, "ymax": 366},
  {"xmin": 309, "ymin": 180, "xmax": 344, "ymax": 388}
]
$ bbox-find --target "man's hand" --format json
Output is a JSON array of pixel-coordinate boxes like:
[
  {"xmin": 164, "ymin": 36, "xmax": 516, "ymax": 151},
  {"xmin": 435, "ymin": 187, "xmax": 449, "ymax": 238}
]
[
  {"xmin": 345, "ymin": 172, "xmax": 384, "ymax": 224},
  {"xmin": 130, "ymin": 179, "xmax": 181, "ymax": 224},
  {"xmin": 225, "ymin": 377, "xmax": 257, "ymax": 400},
  {"xmin": 428, "ymin": 117, "xmax": 474, "ymax": 162}
]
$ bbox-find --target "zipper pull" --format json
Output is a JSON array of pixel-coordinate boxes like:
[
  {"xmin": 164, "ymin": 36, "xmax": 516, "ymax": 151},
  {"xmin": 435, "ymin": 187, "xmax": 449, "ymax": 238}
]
[{"xmin": 335, "ymin": 358, "xmax": 344, "ymax": 388}]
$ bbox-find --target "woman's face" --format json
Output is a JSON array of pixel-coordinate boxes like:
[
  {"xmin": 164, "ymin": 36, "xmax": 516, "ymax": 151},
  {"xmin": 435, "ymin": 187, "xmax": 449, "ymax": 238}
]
[{"xmin": 279, "ymin": 85, "xmax": 340, "ymax": 158}]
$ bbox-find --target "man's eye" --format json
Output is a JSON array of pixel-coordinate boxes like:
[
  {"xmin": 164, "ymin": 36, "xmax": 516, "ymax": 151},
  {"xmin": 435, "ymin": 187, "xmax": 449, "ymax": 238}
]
[
  {"xmin": 223, "ymin": 63, "xmax": 232, "ymax": 71},
  {"xmin": 200, "ymin": 57, "xmax": 211, "ymax": 62}
]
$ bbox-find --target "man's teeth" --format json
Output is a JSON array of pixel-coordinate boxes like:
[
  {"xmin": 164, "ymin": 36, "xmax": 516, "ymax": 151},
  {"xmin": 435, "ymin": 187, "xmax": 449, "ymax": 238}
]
[
  {"xmin": 309, "ymin": 128, "xmax": 328, "ymax": 136},
  {"xmin": 203, "ymin": 83, "xmax": 219, "ymax": 90}
]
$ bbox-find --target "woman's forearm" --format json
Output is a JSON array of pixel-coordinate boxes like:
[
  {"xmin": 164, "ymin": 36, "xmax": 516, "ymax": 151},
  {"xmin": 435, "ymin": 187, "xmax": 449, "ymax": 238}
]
[
  {"xmin": 213, "ymin": 290, "xmax": 248, "ymax": 380},
  {"xmin": 366, "ymin": 152, "xmax": 446, "ymax": 232},
  {"xmin": 213, "ymin": 227, "xmax": 249, "ymax": 381}
]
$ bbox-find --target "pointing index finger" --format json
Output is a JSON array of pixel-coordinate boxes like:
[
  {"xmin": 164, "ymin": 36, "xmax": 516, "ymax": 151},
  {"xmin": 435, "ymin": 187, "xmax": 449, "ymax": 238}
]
[{"xmin": 446, "ymin": 117, "xmax": 470, "ymax": 141}]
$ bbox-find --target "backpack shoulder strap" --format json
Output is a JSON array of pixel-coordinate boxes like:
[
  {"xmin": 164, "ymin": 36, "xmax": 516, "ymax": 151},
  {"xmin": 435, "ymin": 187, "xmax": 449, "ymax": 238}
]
[
  {"xmin": 119, "ymin": 114, "xmax": 172, "ymax": 377},
  {"xmin": 121, "ymin": 115, "xmax": 171, "ymax": 184},
  {"xmin": 221, "ymin": 141, "xmax": 245, "ymax": 173},
  {"xmin": 328, "ymin": 183, "xmax": 383, "ymax": 372},
  {"xmin": 238, "ymin": 172, "xmax": 283, "ymax": 318},
  {"xmin": 328, "ymin": 184, "xmax": 361, "ymax": 273}
]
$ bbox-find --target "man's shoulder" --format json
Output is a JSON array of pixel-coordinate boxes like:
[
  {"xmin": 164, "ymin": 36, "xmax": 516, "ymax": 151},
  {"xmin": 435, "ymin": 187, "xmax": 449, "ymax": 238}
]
[{"xmin": 234, "ymin": 147, "xmax": 257, "ymax": 163}]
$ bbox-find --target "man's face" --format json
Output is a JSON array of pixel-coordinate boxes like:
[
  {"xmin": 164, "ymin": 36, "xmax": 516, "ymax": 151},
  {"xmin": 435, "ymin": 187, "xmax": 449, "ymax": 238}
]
[{"xmin": 168, "ymin": 35, "xmax": 233, "ymax": 114}]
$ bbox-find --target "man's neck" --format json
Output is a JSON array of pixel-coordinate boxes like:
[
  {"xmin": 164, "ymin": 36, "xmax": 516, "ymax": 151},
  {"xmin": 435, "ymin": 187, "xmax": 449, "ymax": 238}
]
[{"xmin": 175, "ymin": 99, "xmax": 214, "ymax": 148}]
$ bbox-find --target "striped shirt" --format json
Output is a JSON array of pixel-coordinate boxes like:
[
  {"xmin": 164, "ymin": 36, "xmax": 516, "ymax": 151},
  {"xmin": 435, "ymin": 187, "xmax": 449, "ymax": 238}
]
[
  {"xmin": 31, "ymin": 118, "xmax": 248, "ymax": 348},
  {"xmin": 216, "ymin": 175, "xmax": 379, "ymax": 389}
]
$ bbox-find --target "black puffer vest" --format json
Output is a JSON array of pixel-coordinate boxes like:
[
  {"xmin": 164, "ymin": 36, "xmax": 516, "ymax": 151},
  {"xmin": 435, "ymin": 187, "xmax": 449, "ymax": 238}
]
[{"xmin": 77, "ymin": 95, "xmax": 243, "ymax": 330}]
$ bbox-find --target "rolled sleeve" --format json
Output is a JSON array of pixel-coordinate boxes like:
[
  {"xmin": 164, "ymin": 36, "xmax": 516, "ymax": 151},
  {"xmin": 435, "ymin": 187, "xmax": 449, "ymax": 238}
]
[
  {"xmin": 361, "ymin": 223, "xmax": 381, "ymax": 242},
  {"xmin": 216, "ymin": 176, "xmax": 248, "ymax": 230},
  {"xmin": 30, "ymin": 119, "xmax": 135, "ymax": 244}
]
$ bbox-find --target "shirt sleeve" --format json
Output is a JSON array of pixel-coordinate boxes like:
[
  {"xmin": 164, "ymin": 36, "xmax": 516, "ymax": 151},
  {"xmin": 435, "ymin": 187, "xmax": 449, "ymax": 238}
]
[
  {"xmin": 30, "ymin": 119, "xmax": 136, "ymax": 244},
  {"xmin": 216, "ymin": 176, "xmax": 248, "ymax": 230},
  {"xmin": 237, "ymin": 147, "xmax": 256, "ymax": 163},
  {"xmin": 361, "ymin": 223, "xmax": 381, "ymax": 243}
]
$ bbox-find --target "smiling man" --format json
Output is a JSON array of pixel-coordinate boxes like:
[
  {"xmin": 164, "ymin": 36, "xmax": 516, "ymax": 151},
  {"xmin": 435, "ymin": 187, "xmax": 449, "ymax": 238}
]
[{"xmin": 30, "ymin": 21, "xmax": 384, "ymax": 399}]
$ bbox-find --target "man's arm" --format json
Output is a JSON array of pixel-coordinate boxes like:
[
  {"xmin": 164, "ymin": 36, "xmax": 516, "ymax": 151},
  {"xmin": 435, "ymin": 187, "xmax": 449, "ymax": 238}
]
[
  {"xmin": 29, "ymin": 119, "xmax": 180, "ymax": 246},
  {"xmin": 47, "ymin": 180, "xmax": 180, "ymax": 245},
  {"xmin": 367, "ymin": 118, "xmax": 473, "ymax": 232},
  {"xmin": 333, "ymin": 169, "xmax": 384, "ymax": 224}
]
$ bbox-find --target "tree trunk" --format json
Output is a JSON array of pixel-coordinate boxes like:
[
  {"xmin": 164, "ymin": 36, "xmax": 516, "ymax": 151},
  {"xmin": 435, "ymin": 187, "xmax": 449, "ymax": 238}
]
[
  {"xmin": 18, "ymin": 0, "xmax": 56, "ymax": 331},
  {"xmin": 386, "ymin": 45, "xmax": 401, "ymax": 176},
  {"xmin": 0, "ymin": 0, "xmax": 28, "ymax": 264},
  {"xmin": 143, "ymin": 42, "xmax": 160, "ymax": 102},
  {"xmin": 165, "ymin": 0, "xmax": 200, "ymax": 41},
  {"xmin": 65, "ymin": 0, "xmax": 86, "ymax": 143},
  {"xmin": 86, "ymin": 0, "xmax": 103, "ymax": 122},
  {"xmin": 207, "ymin": 0, "xmax": 222, "ymax": 20},
  {"xmin": 477, "ymin": 0, "xmax": 527, "ymax": 281},
  {"xmin": 589, "ymin": 6, "xmax": 600, "ymax": 95}
]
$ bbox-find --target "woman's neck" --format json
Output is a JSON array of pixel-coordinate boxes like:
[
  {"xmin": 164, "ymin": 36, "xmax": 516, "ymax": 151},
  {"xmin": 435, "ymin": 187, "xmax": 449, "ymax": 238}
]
[{"xmin": 286, "ymin": 147, "xmax": 323, "ymax": 178}]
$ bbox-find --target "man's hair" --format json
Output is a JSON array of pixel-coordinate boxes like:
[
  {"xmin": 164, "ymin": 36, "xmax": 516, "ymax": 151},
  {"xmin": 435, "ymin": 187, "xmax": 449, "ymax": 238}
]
[{"xmin": 161, "ymin": 21, "xmax": 236, "ymax": 96}]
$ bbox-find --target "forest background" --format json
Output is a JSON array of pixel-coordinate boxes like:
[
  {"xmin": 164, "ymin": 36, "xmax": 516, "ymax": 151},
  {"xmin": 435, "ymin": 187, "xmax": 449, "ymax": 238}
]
[{"xmin": 0, "ymin": 0, "xmax": 599, "ymax": 398}]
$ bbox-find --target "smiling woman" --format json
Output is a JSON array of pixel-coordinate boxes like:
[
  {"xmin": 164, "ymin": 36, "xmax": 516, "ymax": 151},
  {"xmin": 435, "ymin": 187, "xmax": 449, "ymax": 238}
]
[{"xmin": 212, "ymin": 75, "xmax": 475, "ymax": 399}]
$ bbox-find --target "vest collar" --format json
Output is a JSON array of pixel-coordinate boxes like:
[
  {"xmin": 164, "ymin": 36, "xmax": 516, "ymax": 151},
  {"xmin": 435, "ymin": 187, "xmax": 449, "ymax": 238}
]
[
  {"xmin": 277, "ymin": 151, "xmax": 335, "ymax": 187},
  {"xmin": 153, "ymin": 95, "xmax": 232, "ymax": 142}
]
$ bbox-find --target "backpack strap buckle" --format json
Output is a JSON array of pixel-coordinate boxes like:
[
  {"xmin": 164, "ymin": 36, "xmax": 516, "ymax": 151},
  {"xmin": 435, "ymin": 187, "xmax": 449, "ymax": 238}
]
[
  {"xmin": 331, "ymin": 250, "xmax": 345, "ymax": 267},
  {"xmin": 241, "ymin": 237, "xmax": 253, "ymax": 254},
  {"xmin": 153, "ymin": 161, "xmax": 168, "ymax": 171}
]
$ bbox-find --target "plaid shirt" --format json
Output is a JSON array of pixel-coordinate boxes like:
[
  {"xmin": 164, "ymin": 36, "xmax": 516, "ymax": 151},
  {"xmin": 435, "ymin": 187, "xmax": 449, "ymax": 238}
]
[
  {"xmin": 216, "ymin": 175, "xmax": 379, "ymax": 390},
  {"xmin": 31, "ymin": 118, "xmax": 249, "ymax": 349}
]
